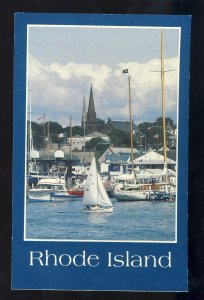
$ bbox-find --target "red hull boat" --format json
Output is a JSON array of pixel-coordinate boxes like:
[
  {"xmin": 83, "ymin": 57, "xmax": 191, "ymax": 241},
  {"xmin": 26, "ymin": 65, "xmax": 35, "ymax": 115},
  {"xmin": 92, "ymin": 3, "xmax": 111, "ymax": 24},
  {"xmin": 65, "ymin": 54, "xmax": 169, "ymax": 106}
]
[{"xmin": 68, "ymin": 189, "xmax": 84, "ymax": 197}]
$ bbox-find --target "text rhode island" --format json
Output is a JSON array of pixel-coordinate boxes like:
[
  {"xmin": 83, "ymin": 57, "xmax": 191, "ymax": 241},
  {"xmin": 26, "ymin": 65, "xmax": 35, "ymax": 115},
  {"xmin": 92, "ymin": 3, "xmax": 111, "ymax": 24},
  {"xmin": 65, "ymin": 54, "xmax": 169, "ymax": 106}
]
[{"xmin": 29, "ymin": 250, "xmax": 172, "ymax": 268}]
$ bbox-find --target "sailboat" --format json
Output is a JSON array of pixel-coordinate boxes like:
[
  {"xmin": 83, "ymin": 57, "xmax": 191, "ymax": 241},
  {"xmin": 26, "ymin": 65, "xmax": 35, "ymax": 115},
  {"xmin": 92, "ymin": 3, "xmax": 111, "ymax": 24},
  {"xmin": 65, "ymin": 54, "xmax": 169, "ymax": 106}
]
[
  {"xmin": 114, "ymin": 30, "xmax": 176, "ymax": 202},
  {"xmin": 83, "ymin": 158, "xmax": 113, "ymax": 212},
  {"xmin": 150, "ymin": 29, "xmax": 176, "ymax": 201},
  {"xmin": 113, "ymin": 70, "xmax": 150, "ymax": 201}
]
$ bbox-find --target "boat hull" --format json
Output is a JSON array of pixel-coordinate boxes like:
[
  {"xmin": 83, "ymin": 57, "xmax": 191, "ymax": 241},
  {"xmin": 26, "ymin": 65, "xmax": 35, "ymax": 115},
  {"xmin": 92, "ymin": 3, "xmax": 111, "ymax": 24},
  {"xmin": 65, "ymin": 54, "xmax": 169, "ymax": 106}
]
[
  {"xmin": 84, "ymin": 206, "xmax": 113, "ymax": 213},
  {"xmin": 27, "ymin": 190, "xmax": 69, "ymax": 202},
  {"xmin": 150, "ymin": 192, "xmax": 175, "ymax": 202},
  {"xmin": 68, "ymin": 190, "xmax": 84, "ymax": 197},
  {"xmin": 114, "ymin": 190, "xmax": 150, "ymax": 201}
]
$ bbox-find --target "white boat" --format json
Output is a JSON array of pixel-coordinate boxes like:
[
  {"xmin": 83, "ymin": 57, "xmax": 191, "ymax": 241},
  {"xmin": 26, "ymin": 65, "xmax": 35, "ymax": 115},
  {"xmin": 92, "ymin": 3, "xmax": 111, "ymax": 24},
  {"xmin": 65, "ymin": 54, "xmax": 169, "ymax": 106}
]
[
  {"xmin": 27, "ymin": 177, "xmax": 69, "ymax": 202},
  {"xmin": 114, "ymin": 183, "xmax": 150, "ymax": 201},
  {"xmin": 83, "ymin": 158, "xmax": 113, "ymax": 213}
]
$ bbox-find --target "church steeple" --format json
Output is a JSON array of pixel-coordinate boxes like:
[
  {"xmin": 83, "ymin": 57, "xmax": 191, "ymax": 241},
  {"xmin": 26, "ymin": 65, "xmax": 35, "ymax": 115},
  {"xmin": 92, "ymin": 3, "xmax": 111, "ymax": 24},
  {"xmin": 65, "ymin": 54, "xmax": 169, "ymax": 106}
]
[
  {"xmin": 86, "ymin": 85, "xmax": 97, "ymax": 133},
  {"xmin": 88, "ymin": 86, "xmax": 95, "ymax": 114}
]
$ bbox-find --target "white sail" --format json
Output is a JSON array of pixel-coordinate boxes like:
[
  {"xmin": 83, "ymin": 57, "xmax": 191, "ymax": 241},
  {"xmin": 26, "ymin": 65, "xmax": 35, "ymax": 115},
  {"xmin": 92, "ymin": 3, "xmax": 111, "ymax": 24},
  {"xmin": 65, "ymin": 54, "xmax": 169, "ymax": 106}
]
[
  {"xmin": 83, "ymin": 158, "xmax": 113, "ymax": 210},
  {"xmin": 97, "ymin": 174, "xmax": 113, "ymax": 207},
  {"xmin": 83, "ymin": 158, "xmax": 98, "ymax": 206}
]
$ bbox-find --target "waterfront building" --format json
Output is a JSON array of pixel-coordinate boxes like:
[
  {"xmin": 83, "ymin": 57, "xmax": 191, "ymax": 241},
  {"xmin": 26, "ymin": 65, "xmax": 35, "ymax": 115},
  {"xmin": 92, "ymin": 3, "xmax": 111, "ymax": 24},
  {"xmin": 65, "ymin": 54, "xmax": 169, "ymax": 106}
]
[
  {"xmin": 98, "ymin": 147, "xmax": 140, "ymax": 164},
  {"xmin": 132, "ymin": 150, "xmax": 176, "ymax": 171},
  {"xmin": 98, "ymin": 147, "xmax": 140, "ymax": 174}
]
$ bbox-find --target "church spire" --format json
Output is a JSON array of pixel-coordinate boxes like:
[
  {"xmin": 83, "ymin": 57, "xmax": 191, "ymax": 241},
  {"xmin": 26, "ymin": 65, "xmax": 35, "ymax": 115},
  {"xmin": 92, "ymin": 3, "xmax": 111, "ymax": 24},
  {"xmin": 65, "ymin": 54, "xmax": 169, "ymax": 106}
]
[
  {"xmin": 88, "ymin": 85, "xmax": 95, "ymax": 113},
  {"xmin": 86, "ymin": 85, "xmax": 97, "ymax": 133}
]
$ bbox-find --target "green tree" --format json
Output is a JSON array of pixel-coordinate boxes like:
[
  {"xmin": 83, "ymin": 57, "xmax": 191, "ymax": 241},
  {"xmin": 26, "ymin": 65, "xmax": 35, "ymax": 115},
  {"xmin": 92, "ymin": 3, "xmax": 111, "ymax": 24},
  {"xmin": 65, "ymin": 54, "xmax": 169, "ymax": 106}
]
[
  {"xmin": 47, "ymin": 121, "xmax": 63, "ymax": 143},
  {"xmin": 64, "ymin": 126, "xmax": 83, "ymax": 137},
  {"xmin": 154, "ymin": 117, "xmax": 174, "ymax": 128}
]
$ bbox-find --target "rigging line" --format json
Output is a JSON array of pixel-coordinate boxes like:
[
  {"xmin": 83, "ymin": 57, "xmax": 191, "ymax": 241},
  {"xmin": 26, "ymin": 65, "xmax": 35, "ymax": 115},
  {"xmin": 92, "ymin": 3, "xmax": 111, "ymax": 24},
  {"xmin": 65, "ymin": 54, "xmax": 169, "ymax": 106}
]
[{"xmin": 149, "ymin": 69, "xmax": 176, "ymax": 72}]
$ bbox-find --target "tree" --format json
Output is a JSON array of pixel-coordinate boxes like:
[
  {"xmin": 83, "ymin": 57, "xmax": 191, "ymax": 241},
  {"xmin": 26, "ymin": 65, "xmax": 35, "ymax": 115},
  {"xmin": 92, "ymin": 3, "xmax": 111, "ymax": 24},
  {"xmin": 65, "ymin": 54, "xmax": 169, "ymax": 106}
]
[
  {"xmin": 154, "ymin": 117, "xmax": 174, "ymax": 128},
  {"xmin": 108, "ymin": 128, "xmax": 131, "ymax": 148},
  {"xmin": 64, "ymin": 126, "xmax": 83, "ymax": 137},
  {"xmin": 31, "ymin": 121, "xmax": 64, "ymax": 148},
  {"xmin": 47, "ymin": 121, "xmax": 63, "ymax": 143}
]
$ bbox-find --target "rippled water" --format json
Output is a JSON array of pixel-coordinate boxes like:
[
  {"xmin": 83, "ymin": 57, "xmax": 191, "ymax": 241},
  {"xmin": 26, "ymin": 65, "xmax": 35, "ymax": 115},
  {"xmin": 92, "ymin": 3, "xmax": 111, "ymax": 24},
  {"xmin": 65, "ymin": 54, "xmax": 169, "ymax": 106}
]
[{"xmin": 26, "ymin": 198, "xmax": 176, "ymax": 241}]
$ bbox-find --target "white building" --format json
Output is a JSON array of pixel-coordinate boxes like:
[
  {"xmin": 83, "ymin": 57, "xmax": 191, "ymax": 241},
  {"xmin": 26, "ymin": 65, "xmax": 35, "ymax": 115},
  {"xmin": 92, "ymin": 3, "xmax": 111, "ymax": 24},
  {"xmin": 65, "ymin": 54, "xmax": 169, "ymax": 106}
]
[
  {"xmin": 132, "ymin": 150, "xmax": 176, "ymax": 170},
  {"xmin": 68, "ymin": 132, "xmax": 110, "ymax": 151},
  {"xmin": 98, "ymin": 147, "xmax": 140, "ymax": 174}
]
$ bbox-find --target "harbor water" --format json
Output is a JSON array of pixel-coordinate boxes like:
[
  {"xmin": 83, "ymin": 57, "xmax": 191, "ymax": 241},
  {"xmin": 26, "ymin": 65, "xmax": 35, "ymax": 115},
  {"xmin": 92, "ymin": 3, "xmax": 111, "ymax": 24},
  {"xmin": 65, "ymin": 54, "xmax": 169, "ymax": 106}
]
[{"xmin": 26, "ymin": 198, "xmax": 176, "ymax": 241}]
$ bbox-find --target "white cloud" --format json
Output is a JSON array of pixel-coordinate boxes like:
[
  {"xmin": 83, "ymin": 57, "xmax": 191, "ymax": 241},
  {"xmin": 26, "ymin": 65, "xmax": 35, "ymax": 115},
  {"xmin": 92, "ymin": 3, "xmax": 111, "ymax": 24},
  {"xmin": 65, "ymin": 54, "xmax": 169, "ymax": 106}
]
[{"xmin": 28, "ymin": 55, "xmax": 178, "ymax": 126}]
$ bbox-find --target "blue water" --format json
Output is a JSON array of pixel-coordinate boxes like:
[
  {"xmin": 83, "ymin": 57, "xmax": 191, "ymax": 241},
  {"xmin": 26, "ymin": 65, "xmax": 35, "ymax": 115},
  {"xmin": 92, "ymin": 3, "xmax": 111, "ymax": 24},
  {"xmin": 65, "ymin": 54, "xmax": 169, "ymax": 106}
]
[{"xmin": 26, "ymin": 198, "xmax": 176, "ymax": 241}]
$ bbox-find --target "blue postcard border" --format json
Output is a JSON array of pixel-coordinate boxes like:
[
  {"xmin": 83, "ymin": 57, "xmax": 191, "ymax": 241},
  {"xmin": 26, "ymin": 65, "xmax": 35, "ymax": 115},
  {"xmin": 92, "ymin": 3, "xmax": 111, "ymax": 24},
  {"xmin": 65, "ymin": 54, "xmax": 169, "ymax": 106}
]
[{"xmin": 12, "ymin": 13, "xmax": 191, "ymax": 291}]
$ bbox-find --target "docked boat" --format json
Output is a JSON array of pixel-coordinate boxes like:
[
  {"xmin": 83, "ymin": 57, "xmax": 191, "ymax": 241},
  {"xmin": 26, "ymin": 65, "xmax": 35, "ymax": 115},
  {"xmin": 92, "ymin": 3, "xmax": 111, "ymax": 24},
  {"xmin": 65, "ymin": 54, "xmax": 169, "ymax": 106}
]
[
  {"xmin": 66, "ymin": 167, "xmax": 85, "ymax": 198},
  {"xmin": 83, "ymin": 158, "xmax": 113, "ymax": 213},
  {"xmin": 27, "ymin": 177, "xmax": 69, "ymax": 202},
  {"xmin": 68, "ymin": 189, "xmax": 84, "ymax": 197},
  {"xmin": 150, "ymin": 191, "xmax": 175, "ymax": 202},
  {"xmin": 114, "ymin": 183, "xmax": 150, "ymax": 201}
]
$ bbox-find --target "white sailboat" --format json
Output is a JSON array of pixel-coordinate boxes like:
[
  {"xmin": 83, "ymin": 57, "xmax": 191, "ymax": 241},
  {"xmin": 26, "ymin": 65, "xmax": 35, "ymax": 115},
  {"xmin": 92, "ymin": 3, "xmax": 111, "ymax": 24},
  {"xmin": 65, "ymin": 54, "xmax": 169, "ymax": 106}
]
[{"xmin": 83, "ymin": 158, "xmax": 113, "ymax": 212}]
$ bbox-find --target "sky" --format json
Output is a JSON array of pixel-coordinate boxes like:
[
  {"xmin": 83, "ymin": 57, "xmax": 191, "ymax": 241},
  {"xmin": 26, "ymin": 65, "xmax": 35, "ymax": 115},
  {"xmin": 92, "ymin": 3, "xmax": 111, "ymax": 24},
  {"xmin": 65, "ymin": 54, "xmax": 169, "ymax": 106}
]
[{"xmin": 27, "ymin": 25, "xmax": 180, "ymax": 127}]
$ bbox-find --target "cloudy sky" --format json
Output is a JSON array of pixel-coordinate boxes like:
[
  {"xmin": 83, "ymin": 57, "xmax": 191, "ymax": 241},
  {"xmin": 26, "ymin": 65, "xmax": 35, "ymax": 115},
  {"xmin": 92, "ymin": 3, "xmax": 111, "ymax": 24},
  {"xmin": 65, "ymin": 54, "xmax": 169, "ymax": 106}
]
[{"xmin": 27, "ymin": 25, "xmax": 180, "ymax": 127}]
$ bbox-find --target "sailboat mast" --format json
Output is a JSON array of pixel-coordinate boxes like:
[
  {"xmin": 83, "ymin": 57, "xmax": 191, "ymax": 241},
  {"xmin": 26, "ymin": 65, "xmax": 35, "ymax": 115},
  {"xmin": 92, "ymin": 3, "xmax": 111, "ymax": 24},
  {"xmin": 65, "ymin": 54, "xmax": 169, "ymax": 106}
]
[
  {"xmin": 83, "ymin": 97, "xmax": 86, "ymax": 166},
  {"xmin": 128, "ymin": 75, "xmax": 134, "ymax": 174},
  {"xmin": 70, "ymin": 116, "xmax": 72, "ymax": 160},
  {"xmin": 29, "ymin": 76, "xmax": 32, "ymax": 160},
  {"xmin": 161, "ymin": 29, "xmax": 168, "ymax": 181},
  {"xmin": 47, "ymin": 121, "xmax": 50, "ymax": 160}
]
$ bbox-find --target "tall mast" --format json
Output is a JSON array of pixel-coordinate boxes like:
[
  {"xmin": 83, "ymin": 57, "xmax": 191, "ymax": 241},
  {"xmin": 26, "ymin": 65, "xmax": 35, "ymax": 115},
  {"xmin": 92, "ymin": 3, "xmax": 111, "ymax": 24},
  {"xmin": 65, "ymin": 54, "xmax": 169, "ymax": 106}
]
[
  {"xmin": 128, "ymin": 75, "xmax": 134, "ymax": 174},
  {"xmin": 70, "ymin": 116, "xmax": 72, "ymax": 161},
  {"xmin": 161, "ymin": 29, "xmax": 168, "ymax": 181},
  {"xmin": 123, "ymin": 69, "xmax": 134, "ymax": 174},
  {"xmin": 47, "ymin": 121, "xmax": 50, "ymax": 160},
  {"xmin": 83, "ymin": 96, "xmax": 86, "ymax": 166},
  {"xmin": 29, "ymin": 72, "xmax": 32, "ymax": 160}
]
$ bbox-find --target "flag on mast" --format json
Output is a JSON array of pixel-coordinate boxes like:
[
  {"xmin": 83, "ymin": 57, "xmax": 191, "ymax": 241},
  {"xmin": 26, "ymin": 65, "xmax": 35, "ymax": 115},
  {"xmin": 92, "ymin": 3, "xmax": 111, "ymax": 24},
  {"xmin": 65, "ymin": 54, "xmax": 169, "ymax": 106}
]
[{"xmin": 37, "ymin": 113, "xmax": 46, "ymax": 123}]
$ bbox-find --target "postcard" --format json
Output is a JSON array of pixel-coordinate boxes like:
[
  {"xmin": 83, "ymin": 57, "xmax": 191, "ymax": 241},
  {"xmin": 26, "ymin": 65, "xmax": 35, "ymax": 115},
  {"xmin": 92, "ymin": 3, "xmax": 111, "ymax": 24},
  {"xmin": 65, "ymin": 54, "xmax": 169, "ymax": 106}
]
[{"xmin": 12, "ymin": 13, "xmax": 191, "ymax": 291}]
